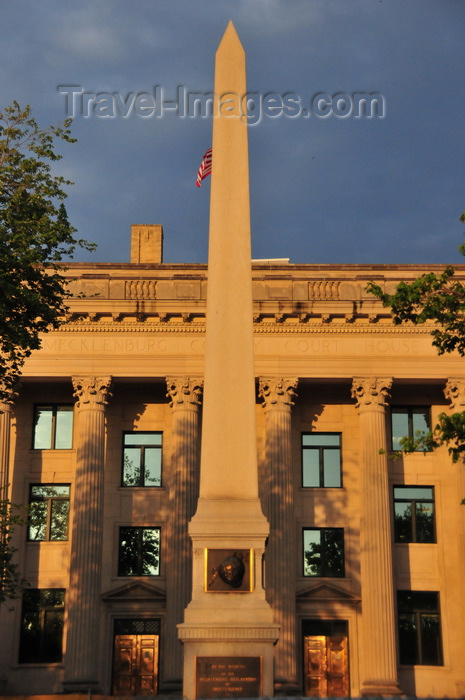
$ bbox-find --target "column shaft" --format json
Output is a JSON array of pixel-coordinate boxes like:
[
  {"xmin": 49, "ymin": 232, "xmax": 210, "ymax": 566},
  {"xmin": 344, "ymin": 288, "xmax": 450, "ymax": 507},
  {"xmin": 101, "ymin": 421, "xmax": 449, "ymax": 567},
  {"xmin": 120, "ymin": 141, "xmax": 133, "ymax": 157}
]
[
  {"xmin": 64, "ymin": 376, "xmax": 112, "ymax": 691},
  {"xmin": 352, "ymin": 377, "xmax": 401, "ymax": 696},
  {"xmin": 259, "ymin": 378, "xmax": 298, "ymax": 691},
  {"xmin": 0, "ymin": 398, "xmax": 14, "ymax": 501},
  {"xmin": 164, "ymin": 378, "xmax": 202, "ymax": 686}
]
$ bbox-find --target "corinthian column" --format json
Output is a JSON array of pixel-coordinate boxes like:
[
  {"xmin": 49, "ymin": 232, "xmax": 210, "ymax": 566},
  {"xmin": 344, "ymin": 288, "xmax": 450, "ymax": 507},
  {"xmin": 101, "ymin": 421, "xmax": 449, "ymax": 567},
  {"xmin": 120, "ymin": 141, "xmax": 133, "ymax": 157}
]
[
  {"xmin": 351, "ymin": 377, "xmax": 401, "ymax": 696},
  {"xmin": 164, "ymin": 377, "xmax": 203, "ymax": 688},
  {"xmin": 64, "ymin": 376, "xmax": 112, "ymax": 693},
  {"xmin": 259, "ymin": 377, "xmax": 298, "ymax": 693}
]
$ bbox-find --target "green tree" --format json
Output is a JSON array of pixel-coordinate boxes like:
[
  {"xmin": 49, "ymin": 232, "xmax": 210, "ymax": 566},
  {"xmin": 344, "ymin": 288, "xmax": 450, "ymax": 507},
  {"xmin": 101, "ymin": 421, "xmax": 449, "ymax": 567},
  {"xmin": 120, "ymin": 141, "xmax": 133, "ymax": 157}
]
[
  {"xmin": 367, "ymin": 215, "xmax": 465, "ymax": 466},
  {"xmin": 0, "ymin": 499, "xmax": 27, "ymax": 604},
  {"xmin": 0, "ymin": 101, "xmax": 95, "ymax": 403}
]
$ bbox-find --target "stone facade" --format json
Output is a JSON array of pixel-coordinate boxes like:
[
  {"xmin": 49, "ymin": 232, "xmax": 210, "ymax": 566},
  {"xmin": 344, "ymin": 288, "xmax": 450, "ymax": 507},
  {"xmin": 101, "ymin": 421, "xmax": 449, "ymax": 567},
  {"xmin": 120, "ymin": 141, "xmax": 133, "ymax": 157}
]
[{"xmin": 1, "ymin": 246, "xmax": 465, "ymax": 697}]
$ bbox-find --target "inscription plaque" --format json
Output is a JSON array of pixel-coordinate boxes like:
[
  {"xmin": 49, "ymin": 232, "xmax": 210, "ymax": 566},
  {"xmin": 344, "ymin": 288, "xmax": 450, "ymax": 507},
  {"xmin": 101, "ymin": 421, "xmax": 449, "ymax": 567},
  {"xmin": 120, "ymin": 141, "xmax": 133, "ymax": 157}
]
[{"xmin": 196, "ymin": 656, "xmax": 261, "ymax": 698}]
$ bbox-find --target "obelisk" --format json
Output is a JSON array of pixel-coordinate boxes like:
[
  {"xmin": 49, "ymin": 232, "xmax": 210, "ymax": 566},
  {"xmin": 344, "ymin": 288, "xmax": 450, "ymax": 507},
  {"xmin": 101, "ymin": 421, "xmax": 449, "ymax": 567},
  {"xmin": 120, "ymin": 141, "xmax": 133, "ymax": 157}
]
[{"xmin": 177, "ymin": 22, "xmax": 279, "ymax": 699}]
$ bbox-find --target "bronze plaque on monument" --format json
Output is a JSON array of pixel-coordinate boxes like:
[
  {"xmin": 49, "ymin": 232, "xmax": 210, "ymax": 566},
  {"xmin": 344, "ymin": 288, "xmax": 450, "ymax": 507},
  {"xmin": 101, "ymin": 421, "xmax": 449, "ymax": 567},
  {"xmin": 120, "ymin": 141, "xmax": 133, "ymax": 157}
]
[
  {"xmin": 205, "ymin": 549, "xmax": 253, "ymax": 592},
  {"xmin": 196, "ymin": 656, "xmax": 261, "ymax": 698}
]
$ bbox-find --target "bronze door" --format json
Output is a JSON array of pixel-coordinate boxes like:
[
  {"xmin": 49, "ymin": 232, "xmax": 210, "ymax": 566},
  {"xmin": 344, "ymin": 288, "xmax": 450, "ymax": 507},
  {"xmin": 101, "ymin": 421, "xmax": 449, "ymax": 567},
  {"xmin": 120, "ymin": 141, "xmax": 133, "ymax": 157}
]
[
  {"xmin": 304, "ymin": 634, "xmax": 349, "ymax": 697},
  {"xmin": 113, "ymin": 634, "xmax": 159, "ymax": 696}
]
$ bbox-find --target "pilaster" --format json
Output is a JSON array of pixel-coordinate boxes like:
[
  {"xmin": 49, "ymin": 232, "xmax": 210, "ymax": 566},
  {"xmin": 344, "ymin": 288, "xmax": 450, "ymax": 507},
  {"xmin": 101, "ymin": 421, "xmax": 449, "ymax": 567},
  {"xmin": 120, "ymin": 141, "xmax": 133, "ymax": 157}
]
[
  {"xmin": 0, "ymin": 385, "xmax": 17, "ymax": 501},
  {"xmin": 351, "ymin": 377, "xmax": 402, "ymax": 696},
  {"xmin": 164, "ymin": 377, "xmax": 203, "ymax": 688},
  {"xmin": 259, "ymin": 377, "xmax": 298, "ymax": 693},
  {"xmin": 63, "ymin": 375, "xmax": 112, "ymax": 693}
]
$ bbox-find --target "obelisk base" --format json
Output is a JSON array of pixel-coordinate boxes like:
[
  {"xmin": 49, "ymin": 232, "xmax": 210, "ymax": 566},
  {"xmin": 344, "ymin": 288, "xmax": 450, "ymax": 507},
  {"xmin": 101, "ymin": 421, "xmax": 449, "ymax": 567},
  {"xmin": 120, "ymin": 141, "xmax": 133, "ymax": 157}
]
[{"xmin": 179, "ymin": 499, "xmax": 278, "ymax": 698}]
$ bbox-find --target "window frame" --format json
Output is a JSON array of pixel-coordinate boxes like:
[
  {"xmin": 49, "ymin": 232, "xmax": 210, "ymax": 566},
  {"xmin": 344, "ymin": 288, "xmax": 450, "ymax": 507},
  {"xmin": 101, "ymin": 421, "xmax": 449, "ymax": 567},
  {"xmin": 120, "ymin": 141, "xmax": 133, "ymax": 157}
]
[
  {"xmin": 393, "ymin": 486, "xmax": 435, "ymax": 544},
  {"xmin": 302, "ymin": 527, "xmax": 345, "ymax": 578},
  {"xmin": 397, "ymin": 590, "xmax": 443, "ymax": 666},
  {"xmin": 390, "ymin": 406, "xmax": 431, "ymax": 452},
  {"xmin": 18, "ymin": 588, "xmax": 65, "ymax": 664},
  {"xmin": 301, "ymin": 432, "xmax": 342, "ymax": 488},
  {"xmin": 121, "ymin": 431, "xmax": 163, "ymax": 488},
  {"xmin": 27, "ymin": 484, "xmax": 71, "ymax": 542},
  {"xmin": 118, "ymin": 526, "xmax": 161, "ymax": 577},
  {"xmin": 32, "ymin": 404, "xmax": 74, "ymax": 450}
]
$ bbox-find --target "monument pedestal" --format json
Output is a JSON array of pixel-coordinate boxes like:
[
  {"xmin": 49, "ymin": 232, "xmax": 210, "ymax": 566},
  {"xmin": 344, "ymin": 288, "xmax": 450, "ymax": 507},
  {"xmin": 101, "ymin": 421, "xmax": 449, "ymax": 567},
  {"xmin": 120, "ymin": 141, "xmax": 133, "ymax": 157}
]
[{"xmin": 178, "ymin": 499, "xmax": 279, "ymax": 699}]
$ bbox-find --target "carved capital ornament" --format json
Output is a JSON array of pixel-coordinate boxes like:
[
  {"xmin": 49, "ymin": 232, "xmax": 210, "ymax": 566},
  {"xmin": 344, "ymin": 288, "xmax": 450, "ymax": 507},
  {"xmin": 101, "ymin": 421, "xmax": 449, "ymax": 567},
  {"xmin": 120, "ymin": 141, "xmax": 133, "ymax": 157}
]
[
  {"xmin": 351, "ymin": 377, "xmax": 393, "ymax": 411},
  {"xmin": 166, "ymin": 377, "xmax": 203, "ymax": 411},
  {"xmin": 72, "ymin": 376, "xmax": 113, "ymax": 409},
  {"xmin": 258, "ymin": 377, "xmax": 298, "ymax": 412},
  {"xmin": 444, "ymin": 378, "xmax": 465, "ymax": 410}
]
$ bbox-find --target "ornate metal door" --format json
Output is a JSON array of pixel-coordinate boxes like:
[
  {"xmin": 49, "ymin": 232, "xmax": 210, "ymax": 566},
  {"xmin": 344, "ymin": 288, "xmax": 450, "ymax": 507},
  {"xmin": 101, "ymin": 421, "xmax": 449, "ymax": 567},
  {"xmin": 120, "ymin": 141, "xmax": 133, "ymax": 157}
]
[
  {"xmin": 113, "ymin": 634, "xmax": 159, "ymax": 695},
  {"xmin": 304, "ymin": 634, "xmax": 349, "ymax": 697}
]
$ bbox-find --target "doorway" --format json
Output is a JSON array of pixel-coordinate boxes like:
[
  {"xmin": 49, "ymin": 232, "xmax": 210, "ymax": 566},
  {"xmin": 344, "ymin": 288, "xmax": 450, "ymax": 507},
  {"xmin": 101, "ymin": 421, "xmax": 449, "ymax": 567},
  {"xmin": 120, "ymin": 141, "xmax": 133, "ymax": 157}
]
[
  {"xmin": 112, "ymin": 619, "xmax": 160, "ymax": 696},
  {"xmin": 302, "ymin": 620, "xmax": 349, "ymax": 697}
]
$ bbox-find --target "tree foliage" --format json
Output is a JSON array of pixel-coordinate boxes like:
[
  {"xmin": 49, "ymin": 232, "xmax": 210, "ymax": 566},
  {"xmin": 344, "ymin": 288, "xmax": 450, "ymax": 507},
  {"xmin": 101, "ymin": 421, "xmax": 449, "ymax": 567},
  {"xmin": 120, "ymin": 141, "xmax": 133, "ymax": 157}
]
[
  {"xmin": 0, "ymin": 499, "xmax": 28, "ymax": 604},
  {"xmin": 368, "ymin": 216, "xmax": 465, "ymax": 473},
  {"xmin": 0, "ymin": 101, "xmax": 95, "ymax": 402}
]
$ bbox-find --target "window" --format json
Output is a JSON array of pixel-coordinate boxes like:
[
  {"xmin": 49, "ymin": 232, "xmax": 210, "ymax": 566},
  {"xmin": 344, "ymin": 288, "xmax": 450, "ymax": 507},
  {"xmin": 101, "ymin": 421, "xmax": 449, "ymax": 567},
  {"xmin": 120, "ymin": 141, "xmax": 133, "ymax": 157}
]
[
  {"xmin": 303, "ymin": 528, "xmax": 344, "ymax": 577},
  {"xmin": 391, "ymin": 407, "xmax": 430, "ymax": 452},
  {"xmin": 19, "ymin": 589, "xmax": 65, "ymax": 663},
  {"xmin": 27, "ymin": 485, "xmax": 70, "ymax": 541},
  {"xmin": 394, "ymin": 486, "xmax": 435, "ymax": 543},
  {"xmin": 302, "ymin": 433, "xmax": 342, "ymax": 487},
  {"xmin": 118, "ymin": 527, "xmax": 161, "ymax": 576},
  {"xmin": 397, "ymin": 591, "xmax": 443, "ymax": 665},
  {"xmin": 122, "ymin": 432, "xmax": 162, "ymax": 487},
  {"xmin": 33, "ymin": 405, "xmax": 73, "ymax": 449}
]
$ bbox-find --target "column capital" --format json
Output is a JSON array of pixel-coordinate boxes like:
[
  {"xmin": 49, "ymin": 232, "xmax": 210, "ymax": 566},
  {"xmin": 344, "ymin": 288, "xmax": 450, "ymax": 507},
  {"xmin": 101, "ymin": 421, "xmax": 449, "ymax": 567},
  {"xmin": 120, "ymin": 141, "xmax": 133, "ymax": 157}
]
[
  {"xmin": 351, "ymin": 377, "xmax": 392, "ymax": 412},
  {"xmin": 444, "ymin": 378, "xmax": 465, "ymax": 410},
  {"xmin": 166, "ymin": 377, "xmax": 203, "ymax": 411},
  {"xmin": 0, "ymin": 381, "xmax": 19, "ymax": 410},
  {"xmin": 258, "ymin": 377, "xmax": 298, "ymax": 412},
  {"xmin": 72, "ymin": 375, "xmax": 113, "ymax": 409}
]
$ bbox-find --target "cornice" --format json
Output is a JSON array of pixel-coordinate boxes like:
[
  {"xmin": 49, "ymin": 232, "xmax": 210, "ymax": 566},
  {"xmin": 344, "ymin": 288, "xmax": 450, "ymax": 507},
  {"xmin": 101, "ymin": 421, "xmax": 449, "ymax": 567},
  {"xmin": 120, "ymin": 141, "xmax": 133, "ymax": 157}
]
[{"xmin": 55, "ymin": 319, "xmax": 437, "ymax": 336}]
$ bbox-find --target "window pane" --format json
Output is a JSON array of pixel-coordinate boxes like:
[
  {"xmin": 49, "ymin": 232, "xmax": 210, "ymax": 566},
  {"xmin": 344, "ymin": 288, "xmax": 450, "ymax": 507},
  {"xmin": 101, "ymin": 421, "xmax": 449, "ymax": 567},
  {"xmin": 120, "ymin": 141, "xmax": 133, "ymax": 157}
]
[
  {"xmin": 394, "ymin": 486, "xmax": 433, "ymax": 501},
  {"xmin": 54, "ymin": 407, "xmax": 73, "ymax": 449},
  {"xmin": 324, "ymin": 529, "xmax": 344, "ymax": 577},
  {"xmin": 421, "ymin": 614, "xmax": 442, "ymax": 665},
  {"xmin": 303, "ymin": 529, "xmax": 322, "ymax": 576},
  {"xmin": 392, "ymin": 410, "xmax": 409, "ymax": 451},
  {"xmin": 394, "ymin": 502, "xmax": 413, "ymax": 543},
  {"xmin": 123, "ymin": 447, "xmax": 142, "ymax": 486},
  {"xmin": 144, "ymin": 447, "xmax": 162, "ymax": 486},
  {"xmin": 302, "ymin": 434, "xmax": 340, "ymax": 447},
  {"xmin": 28, "ymin": 501, "xmax": 47, "ymax": 541},
  {"xmin": 124, "ymin": 433, "xmax": 162, "ymax": 446},
  {"xmin": 43, "ymin": 610, "xmax": 64, "ymax": 662},
  {"xmin": 50, "ymin": 500, "xmax": 70, "ymax": 540},
  {"xmin": 412, "ymin": 409, "xmax": 430, "ymax": 438},
  {"xmin": 119, "ymin": 528, "xmax": 140, "ymax": 575},
  {"xmin": 302, "ymin": 450, "xmax": 320, "ymax": 487},
  {"xmin": 33, "ymin": 408, "xmax": 53, "ymax": 449},
  {"xmin": 19, "ymin": 611, "xmax": 42, "ymax": 662},
  {"xmin": 323, "ymin": 449, "xmax": 341, "ymax": 487},
  {"xmin": 398, "ymin": 613, "xmax": 418, "ymax": 665},
  {"xmin": 415, "ymin": 501, "xmax": 435, "ymax": 543},
  {"xmin": 141, "ymin": 528, "xmax": 160, "ymax": 575}
]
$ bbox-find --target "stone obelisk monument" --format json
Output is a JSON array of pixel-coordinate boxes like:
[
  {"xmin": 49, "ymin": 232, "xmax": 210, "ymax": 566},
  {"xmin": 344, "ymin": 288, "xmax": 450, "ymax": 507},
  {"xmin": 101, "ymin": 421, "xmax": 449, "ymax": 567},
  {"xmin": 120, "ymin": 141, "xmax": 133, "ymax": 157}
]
[{"xmin": 177, "ymin": 22, "xmax": 279, "ymax": 699}]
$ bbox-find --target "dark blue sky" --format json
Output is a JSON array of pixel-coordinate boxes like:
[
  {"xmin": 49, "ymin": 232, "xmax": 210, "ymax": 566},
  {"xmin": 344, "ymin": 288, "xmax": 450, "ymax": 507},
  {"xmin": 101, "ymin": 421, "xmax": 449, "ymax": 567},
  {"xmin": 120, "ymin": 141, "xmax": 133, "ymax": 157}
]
[{"xmin": 2, "ymin": 0, "xmax": 464, "ymax": 265}]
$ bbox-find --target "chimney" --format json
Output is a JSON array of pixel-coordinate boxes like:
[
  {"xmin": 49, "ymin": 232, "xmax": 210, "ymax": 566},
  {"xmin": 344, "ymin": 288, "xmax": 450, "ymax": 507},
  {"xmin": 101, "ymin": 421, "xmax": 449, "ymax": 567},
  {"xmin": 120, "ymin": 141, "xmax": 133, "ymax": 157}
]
[{"xmin": 130, "ymin": 224, "xmax": 163, "ymax": 263}]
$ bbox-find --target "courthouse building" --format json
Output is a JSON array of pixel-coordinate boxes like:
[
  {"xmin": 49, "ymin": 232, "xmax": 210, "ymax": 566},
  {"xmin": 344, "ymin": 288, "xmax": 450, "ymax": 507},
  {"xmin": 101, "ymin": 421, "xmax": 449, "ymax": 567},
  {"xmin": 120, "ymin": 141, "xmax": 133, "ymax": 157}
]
[
  {"xmin": 0, "ymin": 225, "xmax": 465, "ymax": 697},
  {"xmin": 1, "ymin": 22, "xmax": 465, "ymax": 700}
]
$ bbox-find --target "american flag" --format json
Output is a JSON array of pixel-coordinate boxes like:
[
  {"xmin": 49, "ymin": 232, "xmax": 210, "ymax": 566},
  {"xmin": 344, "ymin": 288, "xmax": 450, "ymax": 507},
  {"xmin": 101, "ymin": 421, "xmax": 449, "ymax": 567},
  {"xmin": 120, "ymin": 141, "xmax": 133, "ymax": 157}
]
[{"xmin": 196, "ymin": 148, "xmax": 212, "ymax": 187}]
